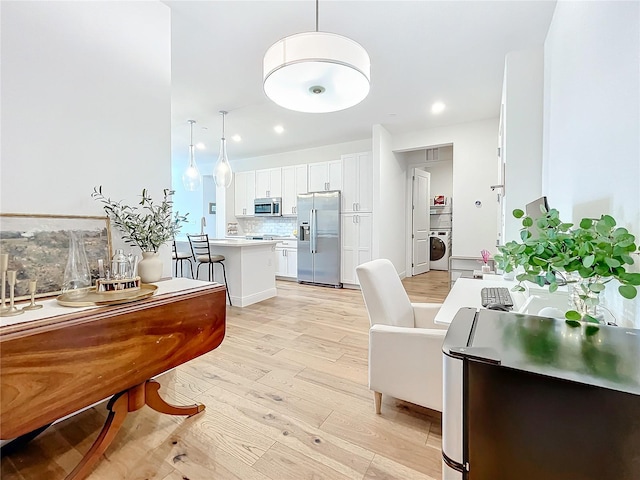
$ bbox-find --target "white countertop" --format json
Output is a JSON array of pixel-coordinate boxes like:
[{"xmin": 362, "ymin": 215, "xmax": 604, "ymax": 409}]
[
  {"xmin": 176, "ymin": 237, "xmax": 278, "ymax": 247},
  {"xmin": 209, "ymin": 238, "xmax": 278, "ymax": 247}
]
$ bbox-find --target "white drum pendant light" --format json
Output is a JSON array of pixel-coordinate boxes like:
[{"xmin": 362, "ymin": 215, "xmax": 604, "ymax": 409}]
[{"xmin": 263, "ymin": 1, "xmax": 370, "ymax": 113}]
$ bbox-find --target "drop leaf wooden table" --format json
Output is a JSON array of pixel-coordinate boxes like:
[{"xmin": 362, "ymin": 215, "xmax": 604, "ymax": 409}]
[{"xmin": 0, "ymin": 278, "xmax": 227, "ymax": 480}]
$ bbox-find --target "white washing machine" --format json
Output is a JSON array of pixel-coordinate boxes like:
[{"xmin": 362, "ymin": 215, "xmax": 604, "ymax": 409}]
[{"xmin": 430, "ymin": 231, "xmax": 451, "ymax": 270}]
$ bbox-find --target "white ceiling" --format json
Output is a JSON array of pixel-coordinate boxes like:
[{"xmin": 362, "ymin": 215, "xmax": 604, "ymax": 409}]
[{"xmin": 167, "ymin": 0, "xmax": 557, "ymax": 168}]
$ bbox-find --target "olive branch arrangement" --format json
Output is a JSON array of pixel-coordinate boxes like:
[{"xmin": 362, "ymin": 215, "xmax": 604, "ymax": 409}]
[{"xmin": 92, "ymin": 186, "xmax": 188, "ymax": 253}]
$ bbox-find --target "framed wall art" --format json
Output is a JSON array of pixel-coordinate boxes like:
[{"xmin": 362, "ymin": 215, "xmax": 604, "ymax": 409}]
[{"xmin": 0, "ymin": 214, "xmax": 112, "ymax": 300}]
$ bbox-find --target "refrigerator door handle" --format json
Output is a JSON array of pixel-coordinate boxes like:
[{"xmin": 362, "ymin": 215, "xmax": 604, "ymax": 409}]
[{"xmin": 310, "ymin": 208, "xmax": 317, "ymax": 253}]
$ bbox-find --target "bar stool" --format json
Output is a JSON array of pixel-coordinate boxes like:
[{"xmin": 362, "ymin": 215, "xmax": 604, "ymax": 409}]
[
  {"xmin": 187, "ymin": 234, "xmax": 232, "ymax": 306},
  {"xmin": 172, "ymin": 240, "xmax": 193, "ymax": 278}
]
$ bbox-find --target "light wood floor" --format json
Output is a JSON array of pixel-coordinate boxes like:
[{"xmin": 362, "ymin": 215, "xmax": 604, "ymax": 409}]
[{"xmin": 1, "ymin": 270, "xmax": 450, "ymax": 480}]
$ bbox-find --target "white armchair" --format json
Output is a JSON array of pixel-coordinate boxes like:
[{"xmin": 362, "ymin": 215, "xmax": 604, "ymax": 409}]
[{"xmin": 356, "ymin": 259, "xmax": 448, "ymax": 414}]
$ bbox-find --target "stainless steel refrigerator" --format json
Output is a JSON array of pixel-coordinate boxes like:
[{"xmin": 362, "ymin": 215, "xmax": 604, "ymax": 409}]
[{"xmin": 297, "ymin": 191, "xmax": 342, "ymax": 288}]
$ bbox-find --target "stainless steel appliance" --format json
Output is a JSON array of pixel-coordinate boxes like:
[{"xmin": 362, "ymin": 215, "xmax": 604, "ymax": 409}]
[
  {"xmin": 297, "ymin": 191, "xmax": 341, "ymax": 287},
  {"xmin": 442, "ymin": 308, "xmax": 640, "ymax": 480},
  {"xmin": 254, "ymin": 197, "xmax": 282, "ymax": 216}
]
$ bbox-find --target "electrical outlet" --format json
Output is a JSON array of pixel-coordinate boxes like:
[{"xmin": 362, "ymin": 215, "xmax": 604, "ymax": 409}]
[{"xmin": 268, "ymin": 258, "xmax": 272, "ymax": 266}]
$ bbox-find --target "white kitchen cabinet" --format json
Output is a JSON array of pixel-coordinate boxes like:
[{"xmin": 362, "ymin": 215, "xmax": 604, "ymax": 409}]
[
  {"xmin": 341, "ymin": 152, "xmax": 373, "ymax": 213},
  {"xmin": 255, "ymin": 167, "xmax": 282, "ymax": 198},
  {"xmin": 341, "ymin": 213, "xmax": 372, "ymax": 285},
  {"xmin": 308, "ymin": 160, "xmax": 342, "ymax": 192},
  {"xmin": 281, "ymin": 164, "xmax": 308, "ymax": 215},
  {"xmin": 275, "ymin": 240, "xmax": 298, "ymax": 279},
  {"xmin": 234, "ymin": 171, "xmax": 255, "ymax": 217}
]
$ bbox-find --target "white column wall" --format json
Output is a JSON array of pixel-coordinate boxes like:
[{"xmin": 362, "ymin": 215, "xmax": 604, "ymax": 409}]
[
  {"xmin": 543, "ymin": 1, "xmax": 639, "ymax": 327},
  {"xmin": 502, "ymin": 48, "xmax": 544, "ymax": 242},
  {"xmin": 393, "ymin": 118, "xmax": 500, "ymax": 258},
  {"xmin": 373, "ymin": 125, "xmax": 406, "ymax": 276},
  {"xmin": 0, "ymin": 2, "xmax": 173, "ymax": 275}
]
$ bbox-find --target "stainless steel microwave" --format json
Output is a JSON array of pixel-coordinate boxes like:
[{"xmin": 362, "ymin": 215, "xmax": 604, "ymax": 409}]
[{"xmin": 254, "ymin": 197, "xmax": 282, "ymax": 216}]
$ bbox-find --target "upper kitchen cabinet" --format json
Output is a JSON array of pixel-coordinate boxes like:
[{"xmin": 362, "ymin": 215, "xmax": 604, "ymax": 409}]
[
  {"xmin": 341, "ymin": 152, "xmax": 373, "ymax": 213},
  {"xmin": 308, "ymin": 159, "xmax": 342, "ymax": 192},
  {"xmin": 255, "ymin": 167, "xmax": 282, "ymax": 198},
  {"xmin": 281, "ymin": 164, "xmax": 308, "ymax": 215},
  {"xmin": 234, "ymin": 170, "xmax": 256, "ymax": 217}
]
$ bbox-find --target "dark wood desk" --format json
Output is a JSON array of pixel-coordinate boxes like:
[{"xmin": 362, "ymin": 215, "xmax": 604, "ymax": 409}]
[{"xmin": 0, "ymin": 280, "xmax": 227, "ymax": 479}]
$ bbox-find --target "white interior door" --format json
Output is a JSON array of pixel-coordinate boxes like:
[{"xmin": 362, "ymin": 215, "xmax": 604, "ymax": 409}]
[{"xmin": 412, "ymin": 168, "xmax": 431, "ymax": 275}]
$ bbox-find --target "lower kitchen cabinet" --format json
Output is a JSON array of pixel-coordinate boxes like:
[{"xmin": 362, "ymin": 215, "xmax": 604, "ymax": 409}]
[
  {"xmin": 275, "ymin": 240, "xmax": 297, "ymax": 279},
  {"xmin": 341, "ymin": 213, "xmax": 372, "ymax": 285}
]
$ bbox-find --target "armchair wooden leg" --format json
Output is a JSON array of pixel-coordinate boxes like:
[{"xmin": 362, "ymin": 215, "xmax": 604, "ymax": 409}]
[{"xmin": 374, "ymin": 391, "xmax": 382, "ymax": 414}]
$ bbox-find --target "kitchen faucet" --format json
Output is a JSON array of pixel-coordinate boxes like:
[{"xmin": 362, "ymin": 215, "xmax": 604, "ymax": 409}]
[{"xmin": 201, "ymin": 216, "xmax": 206, "ymax": 235}]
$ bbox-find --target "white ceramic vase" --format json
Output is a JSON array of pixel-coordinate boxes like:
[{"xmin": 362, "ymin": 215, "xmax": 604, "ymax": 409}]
[{"xmin": 138, "ymin": 251, "xmax": 163, "ymax": 283}]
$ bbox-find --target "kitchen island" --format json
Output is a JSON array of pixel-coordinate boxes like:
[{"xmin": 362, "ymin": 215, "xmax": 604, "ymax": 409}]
[{"xmin": 177, "ymin": 238, "xmax": 278, "ymax": 307}]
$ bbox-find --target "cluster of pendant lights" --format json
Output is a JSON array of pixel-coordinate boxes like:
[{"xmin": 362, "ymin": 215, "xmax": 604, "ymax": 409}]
[
  {"xmin": 182, "ymin": 111, "xmax": 232, "ymax": 191},
  {"xmin": 183, "ymin": 0, "xmax": 370, "ymax": 190}
]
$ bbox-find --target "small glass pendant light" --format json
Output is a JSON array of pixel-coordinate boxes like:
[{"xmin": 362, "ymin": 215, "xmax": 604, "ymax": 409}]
[
  {"xmin": 182, "ymin": 119, "xmax": 201, "ymax": 191},
  {"xmin": 213, "ymin": 110, "xmax": 233, "ymax": 188}
]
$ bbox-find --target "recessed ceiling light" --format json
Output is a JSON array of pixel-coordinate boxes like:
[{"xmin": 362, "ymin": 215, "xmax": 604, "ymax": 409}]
[
  {"xmin": 431, "ymin": 102, "xmax": 446, "ymax": 114},
  {"xmin": 196, "ymin": 142, "xmax": 206, "ymax": 150},
  {"xmin": 274, "ymin": 125, "xmax": 285, "ymax": 134},
  {"xmin": 231, "ymin": 134, "xmax": 242, "ymax": 142}
]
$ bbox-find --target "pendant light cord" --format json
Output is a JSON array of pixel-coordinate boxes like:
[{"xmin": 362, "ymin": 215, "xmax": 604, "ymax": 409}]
[
  {"xmin": 315, "ymin": 0, "xmax": 319, "ymax": 32},
  {"xmin": 220, "ymin": 111, "xmax": 227, "ymax": 140},
  {"xmin": 188, "ymin": 119, "xmax": 195, "ymax": 147}
]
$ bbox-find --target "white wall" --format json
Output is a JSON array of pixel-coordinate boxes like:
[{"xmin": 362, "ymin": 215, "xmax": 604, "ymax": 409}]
[
  {"xmin": 543, "ymin": 0, "xmax": 639, "ymax": 327},
  {"xmin": 502, "ymin": 48, "xmax": 544, "ymax": 242},
  {"xmin": 425, "ymin": 161, "xmax": 454, "ymax": 203},
  {"xmin": 400, "ymin": 149, "xmax": 454, "ymax": 203},
  {"xmin": 373, "ymin": 125, "xmax": 406, "ymax": 275},
  {"xmin": 171, "ymin": 164, "xmax": 205, "ymax": 235},
  {"xmin": 0, "ymin": 1, "xmax": 173, "ymax": 275},
  {"xmin": 393, "ymin": 118, "xmax": 500, "ymax": 258}
]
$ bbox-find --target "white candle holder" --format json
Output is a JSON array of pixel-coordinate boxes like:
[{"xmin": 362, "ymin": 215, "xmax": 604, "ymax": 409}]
[
  {"xmin": 0, "ymin": 253, "xmax": 9, "ymax": 313},
  {"xmin": 0, "ymin": 270, "xmax": 24, "ymax": 317},
  {"xmin": 22, "ymin": 279, "xmax": 43, "ymax": 311}
]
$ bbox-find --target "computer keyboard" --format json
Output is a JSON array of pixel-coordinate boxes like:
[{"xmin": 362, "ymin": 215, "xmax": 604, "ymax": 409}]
[{"xmin": 481, "ymin": 287, "xmax": 514, "ymax": 308}]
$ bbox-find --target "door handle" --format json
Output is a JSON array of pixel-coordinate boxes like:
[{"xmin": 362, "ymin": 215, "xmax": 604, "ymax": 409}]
[{"xmin": 310, "ymin": 208, "xmax": 318, "ymax": 253}]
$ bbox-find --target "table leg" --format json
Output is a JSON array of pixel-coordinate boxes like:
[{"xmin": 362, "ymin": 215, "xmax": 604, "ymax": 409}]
[
  {"xmin": 145, "ymin": 379, "xmax": 205, "ymax": 417},
  {"xmin": 65, "ymin": 392, "xmax": 128, "ymax": 480},
  {"xmin": 64, "ymin": 380, "xmax": 205, "ymax": 480}
]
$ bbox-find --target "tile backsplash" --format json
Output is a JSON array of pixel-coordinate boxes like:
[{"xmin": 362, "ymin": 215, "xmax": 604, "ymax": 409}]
[{"xmin": 236, "ymin": 217, "xmax": 297, "ymax": 237}]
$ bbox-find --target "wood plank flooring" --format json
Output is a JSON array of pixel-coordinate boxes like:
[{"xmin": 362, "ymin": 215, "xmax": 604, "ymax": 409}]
[{"xmin": 1, "ymin": 270, "xmax": 450, "ymax": 480}]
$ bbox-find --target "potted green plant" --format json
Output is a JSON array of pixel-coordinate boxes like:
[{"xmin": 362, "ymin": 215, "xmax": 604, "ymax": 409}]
[
  {"xmin": 92, "ymin": 186, "xmax": 188, "ymax": 282},
  {"xmin": 495, "ymin": 206, "xmax": 640, "ymax": 324}
]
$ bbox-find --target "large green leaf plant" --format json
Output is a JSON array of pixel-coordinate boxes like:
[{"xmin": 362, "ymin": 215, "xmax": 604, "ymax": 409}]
[
  {"xmin": 92, "ymin": 186, "xmax": 188, "ymax": 253},
  {"xmin": 494, "ymin": 206, "xmax": 640, "ymax": 324}
]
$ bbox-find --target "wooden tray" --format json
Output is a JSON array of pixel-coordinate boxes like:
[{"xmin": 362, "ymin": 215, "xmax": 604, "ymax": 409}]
[{"xmin": 56, "ymin": 284, "xmax": 158, "ymax": 307}]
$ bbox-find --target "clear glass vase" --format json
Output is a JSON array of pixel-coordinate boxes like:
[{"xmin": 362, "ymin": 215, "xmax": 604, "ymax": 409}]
[
  {"xmin": 567, "ymin": 273, "xmax": 604, "ymax": 323},
  {"xmin": 62, "ymin": 231, "xmax": 91, "ymax": 296}
]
